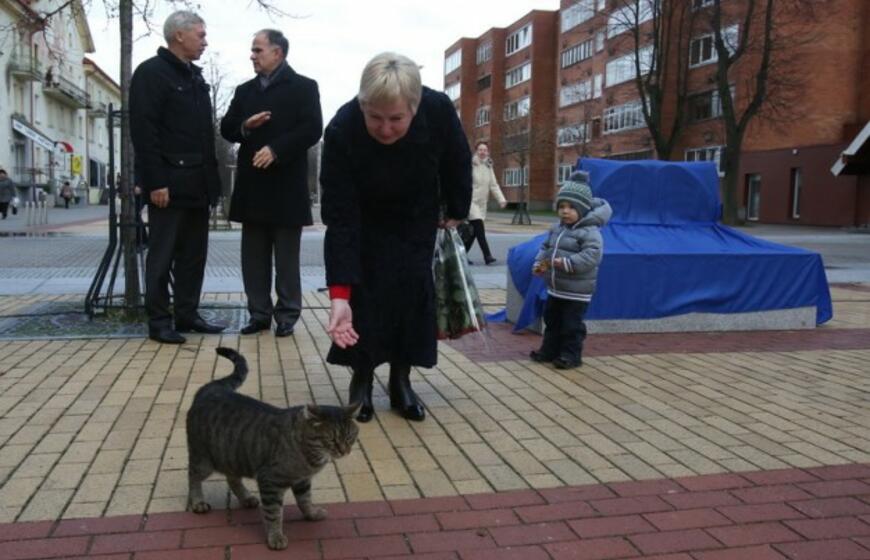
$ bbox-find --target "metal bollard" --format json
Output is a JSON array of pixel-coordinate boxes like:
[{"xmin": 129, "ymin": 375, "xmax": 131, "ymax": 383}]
[
  {"xmin": 41, "ymin": 200, "xmax": 48, "ymax": 225},
  {"xmin": 25, "ymin": 201, "xmax": 32, "ymax": 226}
]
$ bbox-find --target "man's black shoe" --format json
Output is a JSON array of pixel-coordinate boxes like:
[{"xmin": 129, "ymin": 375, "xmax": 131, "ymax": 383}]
[
  {"xmin": 149, "ymin": 327, "xmax": 186, "ymax": 344},
  {"xmin": 176, "ymin": 317, "xmax": 226, "ymax": 334},
  {"xmin": 275, "ymin": 322, "xmax": 295, "ymax": 337},
  {"xmin": 240, "ymin": 320, "xmax": 271, "ymax": 335},
  {"xmin": 553, "ymin": 357, "xmax": 581, "ymax": 369}
]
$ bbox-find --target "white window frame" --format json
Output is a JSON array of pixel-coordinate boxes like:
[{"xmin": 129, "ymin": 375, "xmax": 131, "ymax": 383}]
[
  {"xmin": 503, "ymin": 96, "xmax": 531, "ymax": 120},
  {"xmin": 444, "ymin": 50, "xmax": 461, "ymax": 75},
  {"xmin": 475, "ymin": 105, "xmax": 491, "ymax": 127},
  {"xmin": 503, "ymin": 166, "xmax": 529, "ymax": 187},
  {"xmin": 688, "ymin": 85, "xmax": 735, "ymax": 122},
  {"xmin": 692, "ymin": 0, "xmax": 715, "ymax": 10},
  {"xmin": 605, "ymin": 45, "xmax": 654, "ymax": 87},
  {"xmin": 505, "ymin": 62, "xmax": 532, "ymax": 88},
  {"xmin": 561, "ymin": 0, "xmax": 595, "ymax": 33},
  {"xmin": 689, "ymin": 25, "xmax": 739, "ymax": 68},
  {"xmin": 445, "ymin": 82, "xmax": 461, "ymax": 101},
  {"xmin": 597, "ymin": 0, "xmax": 607, "ymax": 11},
  {"xmin": 608, "ymin": 1, "xmax": 655, "ymax": 39},
  {"xmin": 685, "ymin": 145, "xmax": 726, "ymax": 176},
  {"xmin": 506, "ymin": 24, "xmax": 532, "ymax": 56},
  {"xmin": 557, "ymin": 123, "xmax": 590, "ymax": 146},
  {"xmin": 557, "ymin": 164, "xmax": 574, "ymax": 184},
  {"xmin": 559, "ymin": 79, "xmax": 593, "ymax": 107},
  {"xmin": 593, "ymin": 74, "xmax": 603, "ymax": 98},
  {"xmin": 595, "ymin": 31, "xmax": 606, "ymax": 52},
  {"xmin": 476, "ymin": 41, "xmax": 492, "ymax": 64},
  {"xmin": 561, "ymin": 39, "xmax": 593, "ymax": 68},
  {"xmin": 603, "ymin": 100, "xmax": 646, "ymax": 134}
]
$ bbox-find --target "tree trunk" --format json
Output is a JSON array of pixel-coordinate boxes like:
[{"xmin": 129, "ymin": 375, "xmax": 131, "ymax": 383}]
[
  {"xmin": 119, "ymin": 0, "xmax": 141, "ymax": 312},
  {"xmin": 720, "ymin": 139, "xmax": 743, "ymax": 225}
]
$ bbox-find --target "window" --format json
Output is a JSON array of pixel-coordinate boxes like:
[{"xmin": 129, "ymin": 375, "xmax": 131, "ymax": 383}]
[
  {"xmin": 477, "ymin": 74, "xmax": 491, "ymax": 91},
  {"xmin": 476, "ymin": 42, "xmax": 492, "ymax": 64},
  {"xmin": 506, "ymin": 24, "xmax": 532, "ymax": 55},
  {"xmin": 445, "ymin": 82, "xmax": 461, "ymax": 101},
  {"xmin": 475, "ymin": 106, "xmax": 490, "ymax": 127},
  {"xmin": 608, "ymin": 149, "xmax": 654, "ymax": 161},
  {"xmin": 606, "ymin": 45, "xmax": 653, "ymax": 86},
  {"xmin": 692, "ymin": 0, "xmax": 715, "ymax": 9},
  {"xmin": 597, "ymin": 0, "xmax": 607, "ymax": 10},
  {"xmin": 685, "ymin": 145, "xmax": 726, "ymax": 175},
  {"xmin": 561, "ymin": 0, "xmax": 595, "ymax": 33},
  {"xmin": 746, "ymin": 173, "xmax": 761, "ymax": 221},
  {"xmin": 557, "ymin": 164, "xmax": 574, "ymax": 184},
  {"xmin": 608, "ymin": 1, "xmax": 655, "ymax": 38},
  {"xmin": 444, "ymin": 50, "xmax": 461, "ymax": 74},
  {"xmin": 689, "ymin": 25, "xmax": 739, "ymax": 67},
  {"xmin": 561, "ymin": 39, "xmax": 593, "ymax": 68},
  {"xmin": 790, "ymin": 168, "xmax": 801, "ymax": 219},
  {"xmin": 503, "ymin": 96, "xmax": 530, "ymax": 120},
  {"xmin": 593, "ymin": 74, "xmax": 603, "ymax": 98},
  {"xmin": 603, "ymin": 100, "xmax": 645, "ymax": 133},
  {"xmin": 687, "ymin": 86, "xmax": 734, "ymax": 122},
  {"xmin": 505, "ymin": 62, "xmax": 532, "ymax": 88},
  {"xmin": 595, "ymin": 31, "xmax": 605, "ymax": 52},
  {"xmin": 503, "ymin": 166, "xmax": 529, "ymax": 187},
  {"xmin": 560, "ymin": 79, "xmax": 593, "ymax": 107},
  {"xmin": 557, "ymin": 123, "xmax": 590, "ymax": 146}
]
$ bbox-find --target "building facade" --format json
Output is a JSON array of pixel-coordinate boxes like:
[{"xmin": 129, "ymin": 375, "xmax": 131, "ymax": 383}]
[
  {"xmin": 1, "ymin": 0, "xmax": 119, "ymax": 204},
  {"xmin": 445, "ymin": 0, "xmax": 870, "ymax": 226}
]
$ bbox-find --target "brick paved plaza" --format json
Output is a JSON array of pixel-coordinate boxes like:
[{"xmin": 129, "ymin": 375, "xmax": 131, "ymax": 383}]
[{"xmin": 0, "ymin": 209, "xmax": 869, "ymax": 558}]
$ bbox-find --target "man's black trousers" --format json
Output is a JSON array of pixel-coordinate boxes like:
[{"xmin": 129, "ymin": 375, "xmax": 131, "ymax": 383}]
[
  {"xmin": 145, "ymin": 206, "xmax": 209, "ymax": 330},
  {"xmin": 241, "ymin": 223, "xmax": 303, "ymax": 327}
]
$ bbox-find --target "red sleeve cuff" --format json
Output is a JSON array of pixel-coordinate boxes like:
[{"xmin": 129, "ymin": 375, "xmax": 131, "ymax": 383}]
[{"xmin": 329, "ymin": 285, "xmax": 351, "ymax": 300}]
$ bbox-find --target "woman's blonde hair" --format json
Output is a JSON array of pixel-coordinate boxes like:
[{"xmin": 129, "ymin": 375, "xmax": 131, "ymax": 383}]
[{"xmin": 358, "ymin": 52, "xmax": 422, "ymax": 114}]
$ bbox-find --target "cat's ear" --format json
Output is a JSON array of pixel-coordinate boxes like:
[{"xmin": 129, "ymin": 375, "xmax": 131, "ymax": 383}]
[
  {"xmin": 345, "ymin": 402, "xmax": 362, "ymax": 419},
  {"xmin": 304, "ymin": 404, "xmax": 321, "ymax": 420}
]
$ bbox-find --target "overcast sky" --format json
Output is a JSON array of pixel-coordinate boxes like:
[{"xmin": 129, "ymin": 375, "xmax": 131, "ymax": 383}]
[{"xmin": 86, "ymin": 0, "xmax": 560, "ymax": 124}]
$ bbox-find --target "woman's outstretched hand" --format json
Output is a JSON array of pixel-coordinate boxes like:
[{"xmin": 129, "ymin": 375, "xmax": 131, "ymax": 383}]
[
  {"xmin": 439, "ymin": 218, "xmax": 462, "ymax": 229},
  {"xmin": 327, "ymin": 299, "xmax": 359, "ymax": 349}
]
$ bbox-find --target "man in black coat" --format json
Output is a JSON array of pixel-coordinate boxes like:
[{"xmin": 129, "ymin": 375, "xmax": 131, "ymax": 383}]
[
  {"xmin": 221, "ymin": 29, "xmax": 323, "ymax": 337},
  {"xmin": 130, "ymin": 10, "xmax": 225, "ymax": 344}
]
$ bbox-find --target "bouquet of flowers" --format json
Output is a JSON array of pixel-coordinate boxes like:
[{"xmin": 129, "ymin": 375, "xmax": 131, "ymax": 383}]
[{"xmin": 433, "ymin": 228, "xmax": 486, "ymax": 340}]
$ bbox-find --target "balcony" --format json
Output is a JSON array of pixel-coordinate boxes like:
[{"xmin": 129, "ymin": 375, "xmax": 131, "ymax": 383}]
[
  {"xmin": 8, "ymin": 50, "xmax": 42, "ymax": 82},
  {"xmin": 88, "ymin": 101, "xmax": 108, "ymax": 117},
  {"xmin": 44, "ymin": 75, "xmax": 91, "ymax": 109}
]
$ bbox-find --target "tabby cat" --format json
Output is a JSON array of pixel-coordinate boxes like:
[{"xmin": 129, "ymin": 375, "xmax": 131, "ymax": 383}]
[{"xmin": 186, "ymin": 347, "xmax": 360, "ymax": 550}]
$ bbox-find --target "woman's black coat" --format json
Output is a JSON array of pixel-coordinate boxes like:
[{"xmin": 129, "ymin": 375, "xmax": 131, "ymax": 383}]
[
  {"xmin": 320, "ymin": 87, "xmax": 472, "ymax": 369},
  {"xmin": 221, "ymin": 64, "xmax": 322, "ymax": 226}
]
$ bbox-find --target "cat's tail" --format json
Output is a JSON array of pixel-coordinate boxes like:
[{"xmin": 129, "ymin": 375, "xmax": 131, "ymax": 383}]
[{"xmin": 214, "ymin": 347, "xmax": 248, "ymax": 391}]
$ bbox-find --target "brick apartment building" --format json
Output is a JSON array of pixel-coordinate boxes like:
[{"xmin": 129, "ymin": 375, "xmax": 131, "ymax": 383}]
[{"xmin": 444, "ymin": 0, "xmax": 870, "ymax": 227}]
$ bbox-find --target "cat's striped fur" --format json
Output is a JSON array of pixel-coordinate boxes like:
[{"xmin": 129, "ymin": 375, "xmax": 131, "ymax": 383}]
[{"xmin": 186, "ymin": 347, "xmax": 360, "ymax": 550}]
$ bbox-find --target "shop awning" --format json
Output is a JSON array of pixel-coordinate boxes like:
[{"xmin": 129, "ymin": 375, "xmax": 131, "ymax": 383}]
[
  {"xmin": 832, "ymin": 121, "xmax": 870, "ymax": 176},
  {"xmin": 11, "ymin": 117, "xmax": 55, "ymax": 151}
]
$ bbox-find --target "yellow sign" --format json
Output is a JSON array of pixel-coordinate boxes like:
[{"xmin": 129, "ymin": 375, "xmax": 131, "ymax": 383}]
[{"xmin": 71, "ymin": 155, "xmax": 83, "ymax": 175}]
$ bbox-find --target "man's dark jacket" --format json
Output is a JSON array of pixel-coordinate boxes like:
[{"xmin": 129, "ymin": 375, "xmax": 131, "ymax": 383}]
[
  {"xmin": 220, "ymin": 64, "xmax": 322, "ymax": 226},
  {"xmin": 130, "ymin": 47, "xmax": 221, "ymax": 207}
]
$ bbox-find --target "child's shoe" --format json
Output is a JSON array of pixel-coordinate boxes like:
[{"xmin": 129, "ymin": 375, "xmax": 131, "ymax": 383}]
[
  {"xmin": 529, "ymin": 350, "xmax": 554, "ymax": 363},
  {"xmin": 552, "ymin": 356, "xmax": 581, "ymax": 369}
]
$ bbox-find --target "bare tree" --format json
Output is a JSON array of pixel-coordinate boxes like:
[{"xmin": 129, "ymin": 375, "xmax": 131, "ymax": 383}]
[
  {"xmin": 609, "ymin": 0, "xmax": 694, "ymax": 160},
  {"xmin": 202, "ymin": 53, "xmax": 235, "ymax": 225},
  {"xmin": 500, "ymin": 114, "xmax": 556, "ymax": 225},
  {"xmin": 706, "ymin": 0, "xmax": 817, "ymax": 224}
]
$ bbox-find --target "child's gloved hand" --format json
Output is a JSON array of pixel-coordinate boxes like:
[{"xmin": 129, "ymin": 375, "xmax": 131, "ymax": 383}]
[{"xmin": 532, "ymin": 260, "xmax": 549, "ymax": 275}]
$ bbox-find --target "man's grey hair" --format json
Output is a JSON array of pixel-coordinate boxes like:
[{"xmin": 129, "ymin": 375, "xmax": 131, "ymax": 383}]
[
  {"xmin": 256, "ymin": 29, "xmax": 288, "ymax": 57},
  {"xmin": 163, "ymin": 10, "xmax": 205, "ymax": 43}
]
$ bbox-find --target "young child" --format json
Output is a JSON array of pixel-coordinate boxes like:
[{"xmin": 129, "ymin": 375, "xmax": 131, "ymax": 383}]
[{"xmin": 530, "ymin": 170, "xmax": 611, "ymax": 369}]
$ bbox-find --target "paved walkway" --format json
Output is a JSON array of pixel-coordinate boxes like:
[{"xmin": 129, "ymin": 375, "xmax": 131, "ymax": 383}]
[{"xmin": 0, "ymin": 283, "xmax": 869, "ymax": 558}]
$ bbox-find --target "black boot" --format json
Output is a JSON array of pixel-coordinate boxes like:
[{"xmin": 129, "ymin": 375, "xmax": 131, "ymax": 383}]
[
  {"xmin": 348, "ymin": 366, "xmax": 374, "ymax": 423},
  {"xmin": 388, "ymin": 364, "xmax": 425, "ymax": 421}
]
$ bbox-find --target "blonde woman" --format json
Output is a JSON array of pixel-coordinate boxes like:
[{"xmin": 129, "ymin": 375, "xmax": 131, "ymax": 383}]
[
  {"xmin": 320, "ymin": 52, "xmax": 472, "ymax": 422},
  {"xmin": 467, "ymin": 141, "xmax": 507, "ymax": 264}
]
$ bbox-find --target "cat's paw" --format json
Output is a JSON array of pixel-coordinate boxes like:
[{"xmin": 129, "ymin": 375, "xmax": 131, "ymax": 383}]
[
  {"xmin": 303, "ymin": 506, "xmax": 327, "ymax": 521},
  {"xmin": 189, "ymin": 501, "xmax": 211, "ymax": 514},
  {"xmin": 242, "ymin": 495, "xmax": 260, "ymax": 509},
  {"xmin": 266, "ymin": 531, "xmax": 288, "ymax": 550}
]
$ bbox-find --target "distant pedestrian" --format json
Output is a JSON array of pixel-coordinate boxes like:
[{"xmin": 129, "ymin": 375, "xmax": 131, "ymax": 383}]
[
  {"xmin": 60, "ymin": 181, "xmax": 74, "ymax": 209},
  {"xmin": 530, "ymin": 171, "xmax": 611, "ymax": 369},
  {"xmin": 130, "ymin": 10, "xmax": 225, "ymax": 344},
  {"xmin": 466, "ymin": 141, "xmax": 506, "ymax": 265},
  {"xmin": 0, "ymin": 168, "xmax": 15, "ymax": 219}
]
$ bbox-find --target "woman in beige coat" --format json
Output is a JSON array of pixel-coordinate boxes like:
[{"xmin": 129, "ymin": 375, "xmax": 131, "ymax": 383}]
[{"xmin": 467, "ymin": 141, "xmax": 507, "ymax": 264}]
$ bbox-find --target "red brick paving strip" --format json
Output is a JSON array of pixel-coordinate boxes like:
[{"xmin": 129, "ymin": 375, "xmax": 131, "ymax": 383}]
[
  {"xmin": 2, "ymin": 464, "xmax": 870, "ymax": 559},
  {"xmin": 447, "ymin": 323, "xmax": 870, "ymax": 362}
]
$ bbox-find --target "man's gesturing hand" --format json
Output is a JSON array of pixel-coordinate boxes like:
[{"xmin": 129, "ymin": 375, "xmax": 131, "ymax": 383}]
[
  {"xmin": 150, "ymin": 188, "xmax": 170, "ymax": 208},
  {"xmin": 244, "ymin": 111, "xmax": 271, "ymax": 130}
]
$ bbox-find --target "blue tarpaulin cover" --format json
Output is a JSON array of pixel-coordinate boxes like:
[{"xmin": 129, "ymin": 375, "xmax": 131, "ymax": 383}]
[{"xmin": 505, "ymin": 158, "xmax": 833, "ymax": 332}]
